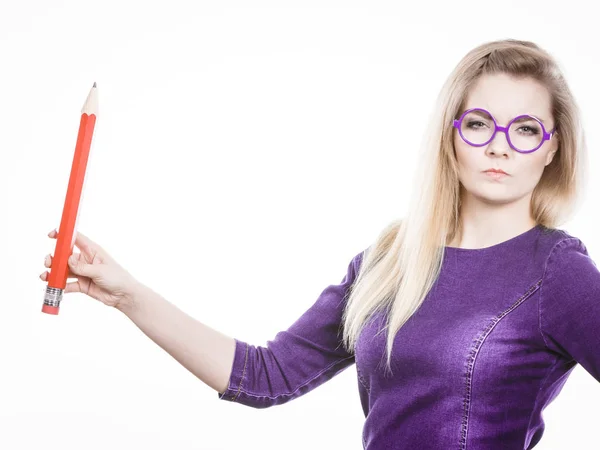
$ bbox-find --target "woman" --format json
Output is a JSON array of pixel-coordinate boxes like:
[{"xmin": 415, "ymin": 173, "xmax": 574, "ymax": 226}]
[{"xmin": 39, "ymin": 39, "xmax": 598, "ymax": 449}]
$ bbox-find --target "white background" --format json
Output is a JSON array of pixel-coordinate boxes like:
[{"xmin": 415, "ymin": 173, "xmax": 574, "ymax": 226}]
[{"xmin": 1, "ymin": 1, "xmax": 599, "ymax": 449}]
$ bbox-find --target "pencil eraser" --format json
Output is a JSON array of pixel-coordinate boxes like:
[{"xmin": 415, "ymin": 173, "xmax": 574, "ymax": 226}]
[{"xmin": 42, "ymin": 304, "xmax": 59, "ymax": 315}]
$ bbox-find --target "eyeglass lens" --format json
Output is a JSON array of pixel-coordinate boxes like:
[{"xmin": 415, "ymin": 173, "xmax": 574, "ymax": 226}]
[{"xmin": 459, "ymin": 110, "xmax": 543, "ymax": 152}]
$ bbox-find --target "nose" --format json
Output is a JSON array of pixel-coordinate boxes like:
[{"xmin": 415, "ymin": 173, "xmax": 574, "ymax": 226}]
[{"xmin": 486, "ymin": 127, "xmax": 511, "ymax": 156}]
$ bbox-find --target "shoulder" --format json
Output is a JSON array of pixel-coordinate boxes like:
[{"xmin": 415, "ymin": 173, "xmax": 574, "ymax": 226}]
[
  {"xmin": 537, "ymin": 229, "xmax": 600, "ymax": 370},
  {"xmin": 539, "ymin": 227, "xmax": 599, "ymax": 310},
  {"xmin": 542, "ymin": 227, "xmax": 593, "ymax": 273},
  {"xmin": 533, "ymin": 225, "xmax": 591, "ymax": 266}
]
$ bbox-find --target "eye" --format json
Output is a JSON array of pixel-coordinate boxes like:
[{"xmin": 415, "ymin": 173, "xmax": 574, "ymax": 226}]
[
  {"xmin": 466, "ymin": 120, "xmax": 487, "ymax": 129},
  {"xmin": 518, "ymin": 125, "xmax": 540, "ymax": 135}
]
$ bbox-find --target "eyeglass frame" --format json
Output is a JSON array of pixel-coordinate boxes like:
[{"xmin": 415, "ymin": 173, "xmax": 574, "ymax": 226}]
[{"xmin": 452, "ymin": 107, "xmax": 556, "ymax": 154}]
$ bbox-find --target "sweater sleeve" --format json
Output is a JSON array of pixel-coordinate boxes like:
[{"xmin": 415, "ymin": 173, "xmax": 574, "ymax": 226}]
[
  {"xmin": 539, "ymin": 237, "xmax": 600, "ymax": 382},
  {"xmin": 217, "ymin": 250, "xmax": 365, "ymax": 408}
]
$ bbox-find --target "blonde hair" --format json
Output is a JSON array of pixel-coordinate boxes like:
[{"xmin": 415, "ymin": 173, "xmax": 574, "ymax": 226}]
[{"xmin": 341, "ymin": 38, "xmax": 588, "ymax": 374}]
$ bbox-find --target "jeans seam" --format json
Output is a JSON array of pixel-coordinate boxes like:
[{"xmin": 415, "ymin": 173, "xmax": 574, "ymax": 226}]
[
  {"xmin": 459, "ymin": 279, "xmax": 541, "ymax": 450},
  {"xmin": 538, "ymin": 237, "xmax": 583, "ymax": 349},
  {"xmin": 231, "ymin": 341, "xmax": 249, "ymax": 402},
  {"xmin": 356, "ymin": 364, "xmax": 371, "ymax": 394},
  {"xmin": 233, "ymin": 354, "xmax": 354, "ymax": 400},
  {"xmin": 525, "ymin": 353, "xmax": 561, "ymax": 448}
]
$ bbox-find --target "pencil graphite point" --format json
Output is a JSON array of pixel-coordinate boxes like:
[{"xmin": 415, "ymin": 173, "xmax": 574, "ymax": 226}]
[{"xmin": 93, "ymin": 82, "xmax": 97, "ymax": 88}]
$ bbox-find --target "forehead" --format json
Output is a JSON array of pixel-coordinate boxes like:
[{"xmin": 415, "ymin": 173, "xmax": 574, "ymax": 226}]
[{"xmin": 464, "ymin": 73, "xmax": 552, "ymax": 121}]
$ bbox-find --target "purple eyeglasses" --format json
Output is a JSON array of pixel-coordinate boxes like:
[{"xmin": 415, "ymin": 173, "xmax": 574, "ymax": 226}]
[{"xmin": 453, "ymin": 107, "xmax": 556, "ymax": 154}]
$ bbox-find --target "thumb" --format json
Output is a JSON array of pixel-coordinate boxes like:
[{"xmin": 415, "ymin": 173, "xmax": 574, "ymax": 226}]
[{"xmin": 68, "ymin": 254, "xmax": 99, "ymax": 278}]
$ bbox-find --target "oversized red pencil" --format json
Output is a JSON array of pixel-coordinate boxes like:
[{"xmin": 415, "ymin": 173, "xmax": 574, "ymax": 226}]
[{"xmin": 43, "ymin": 82, "xmax": 99, "ymax": 315}]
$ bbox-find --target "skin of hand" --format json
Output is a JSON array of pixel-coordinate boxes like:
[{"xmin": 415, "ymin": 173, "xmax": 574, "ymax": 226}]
[{"xmin": 39, "ymin": 228, "xmax": 143, "ymax": 310}]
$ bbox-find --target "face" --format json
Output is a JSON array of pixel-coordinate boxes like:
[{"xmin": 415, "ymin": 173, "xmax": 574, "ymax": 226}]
[{"xmin": 453, "ymin": 73, "xmax": 559, "ymax": 207}]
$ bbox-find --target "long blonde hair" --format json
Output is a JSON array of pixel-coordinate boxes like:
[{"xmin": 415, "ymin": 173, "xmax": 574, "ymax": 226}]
[{"xmin": 341, "ymin": 38, "xmax": 588, "ymax": 374}]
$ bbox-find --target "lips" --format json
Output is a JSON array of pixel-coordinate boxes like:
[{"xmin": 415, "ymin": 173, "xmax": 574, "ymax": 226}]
[{"xmin": 484, "ymin": 169, "xmax": 508, "ymax": 175}]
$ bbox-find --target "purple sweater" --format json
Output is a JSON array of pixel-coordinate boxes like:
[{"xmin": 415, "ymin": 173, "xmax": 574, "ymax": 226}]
[{"xmin": 218, "ymin": 225, "xmax": 600, "ymax": 449}]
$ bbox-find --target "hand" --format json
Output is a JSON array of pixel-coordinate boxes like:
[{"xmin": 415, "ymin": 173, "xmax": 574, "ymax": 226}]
[{"xmin": 39, "ymin": 228, "xmax": 142, "ymax": 310}]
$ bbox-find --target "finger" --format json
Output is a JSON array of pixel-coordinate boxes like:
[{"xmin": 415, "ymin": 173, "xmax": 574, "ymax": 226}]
[
  {"xmin": 43, "ymin": 254, "xmax": 78, "ymax": 277},
  {"xmin": 40, "ymin": 271, "xmax": 79, "ymax": 281},
  {"xmin": 49, "ymin": 228, "xmax": 96, "ymax": 249},
  {"xmin": 63, "ymin": 281, "xmax": 82, "ymax": 294},
  {"xmin": 39, "ymin": 268, "xmax": 79, "ymax": 281},
  {"xmin": 68, "ymin": 252, "xmax": 103, "ymax": 280},
  {"xmin": 75, "ymin": 231, "xmax": 115, "ymax": 263},
  {"xmin": 48, "ymin": 228, "xmax": 111, "ymax": 262},
  {"xmin": 48, "ymin": 229, "xmax": 93, "ymax": 255},
  {"xmin": 72, "ymin": 231, "xmax": 95, "ymax": 257}
]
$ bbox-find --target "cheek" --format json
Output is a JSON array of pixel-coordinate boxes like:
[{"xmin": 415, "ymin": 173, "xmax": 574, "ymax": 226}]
[
  {"xmin": 453, "ymin": 135, "xmax": 477, "ymax": 171},
  {"xmin": 519, "ymin": 156, "xmax": 547, "ymax": 187},
  {"xmin": 453, "ymin": 134, "xmax": 465, "ymax": 163},
  {"xmin": 517, "ymin": 149, "xmax": 549, "ymax": 175}
]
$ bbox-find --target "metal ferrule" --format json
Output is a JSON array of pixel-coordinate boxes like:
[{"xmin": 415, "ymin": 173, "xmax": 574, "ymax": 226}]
[{"xmin": 44, "ymin": 286, "xmax": 63, "ymax": 308}]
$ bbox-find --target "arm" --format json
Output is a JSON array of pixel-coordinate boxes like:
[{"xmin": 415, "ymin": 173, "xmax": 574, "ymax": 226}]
[
  {"xmin": 118, "ymin": 250, "xmax": 365, "ymax": 407},
  {"xmin": 118, "ymin": 282, "xmax": 237, "ymax": 394},
  {"xmin": 218, "ymin": 250, "xmax": 365, "ymax": 408},
  {"xmin": 539, "ymin": 237, "xmax": 600, "ymax": 382}
]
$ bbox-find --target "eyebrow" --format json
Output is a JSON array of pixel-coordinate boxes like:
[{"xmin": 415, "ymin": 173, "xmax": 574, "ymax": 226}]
[{"xmin": 466, "ymin": 109, "xmax": 546, "ymax": 124}]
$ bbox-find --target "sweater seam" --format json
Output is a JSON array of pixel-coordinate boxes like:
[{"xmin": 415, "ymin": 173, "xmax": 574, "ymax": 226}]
[
  {"xmin": 230, "ymin": 341, "xmax": 249, "ymax": 402},
  {"xmin": 234, "ymin": 354, "xmax": 354, "ymax": 400},
  {"xmin": 459, "ymin": 279, "xmax": 541, "ymax": 450},
  {"xmin": 525, "ymin": 353, "xmax": 562, "ymax": 448},
  {"xmin": 538, "ymin": 237, "xmax": 582, "ymax": 351}
]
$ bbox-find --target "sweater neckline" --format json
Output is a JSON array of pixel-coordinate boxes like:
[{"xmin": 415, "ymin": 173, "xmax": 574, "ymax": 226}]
[{"xmin": 444, "ymin": 224, "xmax": 543, "ymax": 254}]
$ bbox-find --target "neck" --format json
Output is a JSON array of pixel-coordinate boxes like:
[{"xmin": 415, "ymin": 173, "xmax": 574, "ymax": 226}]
[{"xmin": 448, "ymin": 192, "xmax": 536, "ymax": 249}]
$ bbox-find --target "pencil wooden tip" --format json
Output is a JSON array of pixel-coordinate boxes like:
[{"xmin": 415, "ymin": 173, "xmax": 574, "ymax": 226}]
[{"xmin": 93, "ymin": 82, "xmax": 97, "ymax": 88}]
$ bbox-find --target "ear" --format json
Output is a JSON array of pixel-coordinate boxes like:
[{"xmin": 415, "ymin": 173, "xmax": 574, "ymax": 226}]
[{"xmin": 545, "ymin": 133, "xmax": 559, "ymax": 166}]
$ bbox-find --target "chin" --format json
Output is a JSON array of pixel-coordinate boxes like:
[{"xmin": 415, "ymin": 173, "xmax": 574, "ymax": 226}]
[
  {"xmin": 477, "ymin": 194, "xmax": 516, "ymax": 205},
  {"xmin": 463, "ymin": 184, "xmax": 516, "ymax": 205}
]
